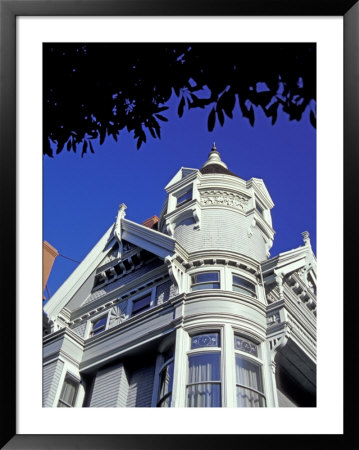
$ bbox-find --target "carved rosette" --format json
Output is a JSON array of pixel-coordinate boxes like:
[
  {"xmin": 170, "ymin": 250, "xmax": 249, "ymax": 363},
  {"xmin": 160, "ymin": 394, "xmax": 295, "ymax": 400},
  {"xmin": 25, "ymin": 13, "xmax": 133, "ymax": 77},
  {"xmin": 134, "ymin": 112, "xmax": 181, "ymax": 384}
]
[
  {"xmin": 200, "ymin": 190, "xmax": 248, "ymax": 211},
  {"xmin": 108, "ymin": 302, "xmax": 127, "ymax": 328}
]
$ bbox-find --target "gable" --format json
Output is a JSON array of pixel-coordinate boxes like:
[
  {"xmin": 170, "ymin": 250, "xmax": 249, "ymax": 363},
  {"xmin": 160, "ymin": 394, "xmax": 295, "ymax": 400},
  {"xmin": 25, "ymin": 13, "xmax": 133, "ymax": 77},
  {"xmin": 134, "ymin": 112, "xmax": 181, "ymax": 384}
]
[{"xmin": 44, "ymin": 215, "xmax": 177, "ymax": 320}]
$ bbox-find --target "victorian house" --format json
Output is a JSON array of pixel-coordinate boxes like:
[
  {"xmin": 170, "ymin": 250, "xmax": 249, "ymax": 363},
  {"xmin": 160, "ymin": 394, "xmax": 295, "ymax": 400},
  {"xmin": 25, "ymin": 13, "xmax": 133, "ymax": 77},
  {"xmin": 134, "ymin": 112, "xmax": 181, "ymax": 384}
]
[{"xmin": 43, "ymin": 144, "xmax": 316, "ymax": 408}]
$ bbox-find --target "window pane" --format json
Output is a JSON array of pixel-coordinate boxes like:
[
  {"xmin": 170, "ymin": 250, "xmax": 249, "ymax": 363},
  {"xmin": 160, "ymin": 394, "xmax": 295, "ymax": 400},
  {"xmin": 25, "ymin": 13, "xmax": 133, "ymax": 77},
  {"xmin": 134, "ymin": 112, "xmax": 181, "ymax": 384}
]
[
  {"xmin": 177, "ymin": 189, "xmax": 192, "ymax": 205},
  {"xmin": 57, "ymin": 401, "xmax": 69, "ymax": 407},
  {"xmin": 192, "ymin": 272, "xmax": 219, "ymax": 283},
  {"xmin": 237, "ymin": 387, "xmax": 265, "ymax": 407},
  {"xmin": 234, "ymin": 336, "xmax": 258, "ymax": 357},
  {"xmin": 236, "ymin": 356, "xmax": 263, "ymax": 392},
  {"xmin": 59, "ymin": 379, "xmax": 77, "ymax": 407},
  {"xmin": 158, "ymin": 362, "xmax": 174, "ymax": 401},
  {"xmin": 132, "ymin": 295, "xmax": 151, "ymax": 314},
  {"xmin": 187, "ymin": 383, "xmax": 221, "ymax": 407},
  {"xmin": 191, "ymin": 333, "xmax": 220, "ymax": 349},
  {"xmin": 233, "ymin": 285, "xmax": 256, "ymax": 297},
  {"xmin": 191, "ymin": 282, "xmax": 219, "ymax": 291},
  {"xmin": 256, "ymin": 204, "xmax": 264, "ymax": 215},
  {"xmin": 188, "ymin": 353, "xmax": 220, "ymax": 383},
  {"xmin": 93, "ymin": 316, "xmax": 107, "ymax": 331},
  {"xmin": 233, "ymin": 275, "xmax": 256, "ymax": 294}
]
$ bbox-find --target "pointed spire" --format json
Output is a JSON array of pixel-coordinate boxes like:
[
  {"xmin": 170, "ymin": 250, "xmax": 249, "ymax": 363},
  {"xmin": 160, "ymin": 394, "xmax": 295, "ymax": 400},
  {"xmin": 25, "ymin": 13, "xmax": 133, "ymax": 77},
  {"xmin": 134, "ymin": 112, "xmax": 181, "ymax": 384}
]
[{"xmin": 201, "ymin": 143, "xmax": 229, "ymax": 169}]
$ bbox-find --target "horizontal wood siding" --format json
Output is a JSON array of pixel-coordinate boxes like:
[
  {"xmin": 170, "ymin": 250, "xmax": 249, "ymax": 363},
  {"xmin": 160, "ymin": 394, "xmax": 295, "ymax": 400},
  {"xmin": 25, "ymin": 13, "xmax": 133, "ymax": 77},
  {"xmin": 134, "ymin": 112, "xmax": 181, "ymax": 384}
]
[
  {"xmin": 126, "ymin": 363, "xmax": 155, "ymax": 407},
  {"xmin": 43, "ymin": 359, "xmax": 64, "ymax": 407},
  {"xmin": 277, "ymin": 388, "xmax": 298, "ymax": 407},
  {"xmin": 89, "ymin": 362, "xmax": 128, "ymax": 407}
]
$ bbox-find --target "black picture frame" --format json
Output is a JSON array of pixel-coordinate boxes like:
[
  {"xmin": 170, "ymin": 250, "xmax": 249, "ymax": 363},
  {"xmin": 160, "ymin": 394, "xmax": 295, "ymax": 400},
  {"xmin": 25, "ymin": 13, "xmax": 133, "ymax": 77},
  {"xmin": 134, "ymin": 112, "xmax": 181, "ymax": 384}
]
[{"xmin": 1, "ymin": 0, "xmax": 356, "ymax": 448}]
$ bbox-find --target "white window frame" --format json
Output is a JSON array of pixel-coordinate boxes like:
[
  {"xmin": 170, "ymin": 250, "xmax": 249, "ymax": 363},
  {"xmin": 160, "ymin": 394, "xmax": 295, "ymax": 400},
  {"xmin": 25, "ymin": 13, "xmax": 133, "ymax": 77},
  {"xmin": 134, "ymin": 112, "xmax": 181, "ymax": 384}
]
[
  {"xmin": 188, "ymin": 267, "xmax": 224, "ymax": 292},
  {"xmin": 231, "ymin": 272, "xmax": 257, "ymax": 298},
  {"xmin": 127, "ymin": 287, "xmax": 156, "ymax": 317},
  {"xmin": 185, "ymin": 328, "xmax": 224, "ymax": 408},
  {"xmin": 85, "ymin": 311, "xmax": 110, "ymax": 339},
  {"xmin": 57, "ymin": 373, "xmax": 80, "ymax": 408},
  {"xmin": 176, "ymin": 186, "xmax": 193, "ymax": 207},
  {"xmin": 156, "ymin": 355, "xmax": 175, "ymax": 407},
  {"xmin": 233, "ymin": 333, "xmax": 266, "ymax": 408}
]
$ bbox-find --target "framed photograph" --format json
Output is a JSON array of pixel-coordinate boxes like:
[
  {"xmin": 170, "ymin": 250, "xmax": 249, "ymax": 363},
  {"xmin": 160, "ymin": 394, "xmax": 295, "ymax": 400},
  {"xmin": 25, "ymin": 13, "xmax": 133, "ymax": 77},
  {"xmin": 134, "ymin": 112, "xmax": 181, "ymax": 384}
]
[{"xmin": 1, "ymin": 0, "xmax": 356, "ymax": 448}]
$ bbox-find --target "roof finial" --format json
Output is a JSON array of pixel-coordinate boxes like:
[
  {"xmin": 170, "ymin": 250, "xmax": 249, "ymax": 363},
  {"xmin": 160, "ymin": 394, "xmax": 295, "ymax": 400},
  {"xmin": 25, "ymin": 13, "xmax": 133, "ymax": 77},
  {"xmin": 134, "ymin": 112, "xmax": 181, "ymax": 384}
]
[
  {"xmin": 201, "ymin": 142, "xmax": 228, "ymax": 169},
  {"xmin": 302, "ymin": 231, "xmax": 311, "ymax": 247}
]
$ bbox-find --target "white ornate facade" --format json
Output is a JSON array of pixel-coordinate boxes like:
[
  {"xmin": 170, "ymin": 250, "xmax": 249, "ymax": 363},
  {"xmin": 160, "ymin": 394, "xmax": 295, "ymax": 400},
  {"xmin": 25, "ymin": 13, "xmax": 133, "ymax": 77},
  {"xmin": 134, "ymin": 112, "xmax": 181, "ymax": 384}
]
[{"xmin": 43, "ymin": 144, "xmax": 316, "ymax": 408}]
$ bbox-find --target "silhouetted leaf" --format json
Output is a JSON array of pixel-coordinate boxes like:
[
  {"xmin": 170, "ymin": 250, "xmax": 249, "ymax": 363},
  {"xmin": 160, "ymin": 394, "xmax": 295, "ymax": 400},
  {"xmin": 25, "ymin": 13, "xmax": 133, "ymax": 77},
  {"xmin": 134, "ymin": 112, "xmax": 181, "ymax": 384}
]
[
  {"xmin": 155, "ymin": 114, "xmax": 168, "ymax": 122},
  {"xmin": 136, "ymin": 138, "xmax": 142, "ymax": 150},
  {"xmin": 310, "ymin": 109, "xmax": 316, "ymax": 128},
  {"xmin": 220, "ymin": 91, "xmax": 235, "ymax": 118},
  {"xmin": 208, "ymin": 108, "xmax": 216, "ymax": 132},
  {"xmin": 217, "ymin": 107, "xmax": 225, "ymax": 126},
  {"xmin": 56, "ymin": 139, "xmax": 65, "ymax": 154},
  {"xmin": 81, "ymin": 140, "xmax": 88, "ymax": 157},
  {"xmin": 156, "ymin": 106, "xmax": 169, "ymax": 113},
  {"xmin": 66, "ymin": 139, "xmax": 72, "ymax": 151},
  {"xmin": 43, "ymin": 43, "xmax": 316, "ymax": 156},
  {"xmin": 148, "ymin": 127, "xmax": 156, "ymax": 138},
  {"xmin": 178, "ymin": 96, "xmax": 185, "ymax": 118},
  {"xmin": 248, "ymin": 106, "xmax": 255, "ymax": 126},
  {"xmin": 45, "ymin": 139, "xmax": 53, "ymax": 158},
  {"xmin": 89, "ymin": 140, "xmax": 95, "ymax": 153},
  {"xmin": 99, "ymin": 127, "xmax": 106, "ymax": 145},
  {"xmin": 153, "ymin": 120, "xmax": 161, "ymax": 138}
]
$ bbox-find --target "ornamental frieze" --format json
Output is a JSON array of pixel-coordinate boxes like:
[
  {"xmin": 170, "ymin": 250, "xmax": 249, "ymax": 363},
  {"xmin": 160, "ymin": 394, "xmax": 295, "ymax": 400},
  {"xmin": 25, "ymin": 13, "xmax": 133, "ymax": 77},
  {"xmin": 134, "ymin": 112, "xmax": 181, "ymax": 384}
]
[{"xmin": 200, "ymin": 190, "xmax": 248, "ymax": 211}]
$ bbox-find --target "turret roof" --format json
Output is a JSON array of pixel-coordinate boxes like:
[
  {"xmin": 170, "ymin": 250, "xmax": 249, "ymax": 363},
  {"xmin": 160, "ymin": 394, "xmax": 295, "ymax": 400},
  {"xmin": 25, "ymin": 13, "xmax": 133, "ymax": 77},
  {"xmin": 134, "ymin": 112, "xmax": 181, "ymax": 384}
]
[{"xmin": 200, "ymin": 143, "xmax": 239, "ymax": 178}]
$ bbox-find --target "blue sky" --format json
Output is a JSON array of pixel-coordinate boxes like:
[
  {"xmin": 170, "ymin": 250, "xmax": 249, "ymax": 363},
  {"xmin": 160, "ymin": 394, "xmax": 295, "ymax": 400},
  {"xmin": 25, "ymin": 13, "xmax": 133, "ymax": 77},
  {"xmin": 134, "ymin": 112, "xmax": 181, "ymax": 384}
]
[{"xmin": 43, "ymin": 95, "xmax": 316, "ymax": 300}]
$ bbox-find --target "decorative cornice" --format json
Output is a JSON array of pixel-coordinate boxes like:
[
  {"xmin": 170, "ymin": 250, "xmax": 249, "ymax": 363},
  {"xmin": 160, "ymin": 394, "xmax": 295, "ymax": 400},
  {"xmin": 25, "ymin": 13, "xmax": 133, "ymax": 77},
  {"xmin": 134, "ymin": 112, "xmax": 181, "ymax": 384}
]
[
  {"xmin": 70, "ymin": 264, "xmax": 169, "ymax": 320},
  {"xmin": 185, "ymin": 289, "xmax": 267, "ymax": 314},
  {"xmin": 199, "ymin": 189, "xmax": 249, "ymax": 212}
]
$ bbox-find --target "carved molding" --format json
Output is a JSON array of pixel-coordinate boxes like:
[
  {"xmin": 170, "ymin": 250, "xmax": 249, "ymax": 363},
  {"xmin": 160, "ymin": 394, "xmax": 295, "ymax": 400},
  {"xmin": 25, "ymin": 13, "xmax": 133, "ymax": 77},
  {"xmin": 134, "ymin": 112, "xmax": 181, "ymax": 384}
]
[
  {"xmin": 200, "ymin": 190, "xmax": 248, "ymax": 211},
  {"xmin": 267, "ymin": 311, "xmax": 281, "ymax": 326},
  {"xmin": 108, "ymin": 302, "xmax": 127, "ymax": 328}
]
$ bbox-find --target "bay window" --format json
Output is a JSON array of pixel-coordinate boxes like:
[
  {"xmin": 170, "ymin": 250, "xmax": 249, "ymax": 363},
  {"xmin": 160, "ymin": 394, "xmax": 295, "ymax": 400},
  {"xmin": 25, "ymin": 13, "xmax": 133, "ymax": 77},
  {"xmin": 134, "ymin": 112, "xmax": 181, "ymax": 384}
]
[
  {"xmin": 191, "ymin": 272, "xmax": 220, "ymax": 291},
  {"xmin": 232, "ymin": 274, "xmax": 256, "ymax": 297},
  {"xmin": 186, "ymin": 332, "xmax": 221, "ymax": 407},
  {"xmin": 234, "ymin": 336, "xmax": 265, "ymax": 407}
]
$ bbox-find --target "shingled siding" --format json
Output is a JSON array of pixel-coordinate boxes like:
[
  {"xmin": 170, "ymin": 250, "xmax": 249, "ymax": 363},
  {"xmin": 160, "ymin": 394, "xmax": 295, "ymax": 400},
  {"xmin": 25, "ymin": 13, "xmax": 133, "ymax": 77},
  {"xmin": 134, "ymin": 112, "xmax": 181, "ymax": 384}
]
[
  {"xmin": 174, "ymin": 208, "xmax": 267, "ymax": 261},
  {"xmin": 126, "ymin": 363, "xmax": 156, "ymax": 407},
  {"xmin": 156, "ymin": 280, "xmax": 176, "ymax": 305},
  {"xmin": 43, "ymin": 359, "xmax": 64, "ymax": 407},
  {"xmin": 89, "ymin": 362, "xmax": 129, "ymax": 407},
  {"xmin": 84, "ymin": 259, "xmax": 163, "ymax": 306},
  {"xmin": 71, "ymin": 320, "xmax": 87, "ymax": 338}
]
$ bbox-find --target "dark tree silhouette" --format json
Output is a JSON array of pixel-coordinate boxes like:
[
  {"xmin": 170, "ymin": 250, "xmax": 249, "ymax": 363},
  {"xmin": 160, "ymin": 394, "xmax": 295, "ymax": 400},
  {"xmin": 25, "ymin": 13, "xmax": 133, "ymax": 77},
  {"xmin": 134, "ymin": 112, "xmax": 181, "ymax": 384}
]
[{"xmin": 43, "ymin": 43, "xmax": 316, "ymax": 157}]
